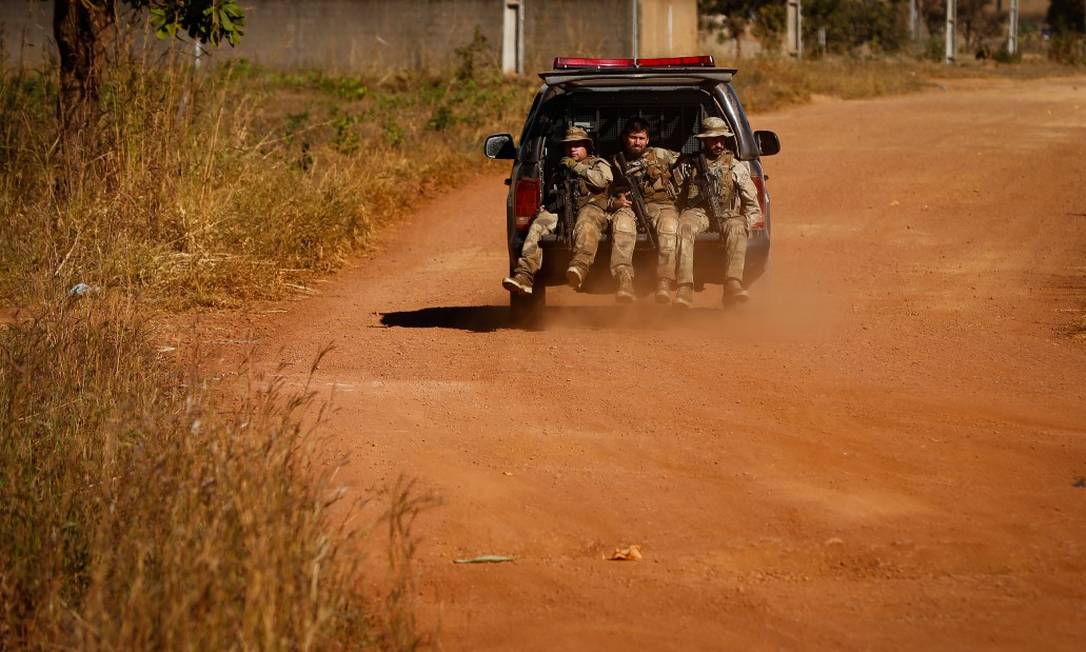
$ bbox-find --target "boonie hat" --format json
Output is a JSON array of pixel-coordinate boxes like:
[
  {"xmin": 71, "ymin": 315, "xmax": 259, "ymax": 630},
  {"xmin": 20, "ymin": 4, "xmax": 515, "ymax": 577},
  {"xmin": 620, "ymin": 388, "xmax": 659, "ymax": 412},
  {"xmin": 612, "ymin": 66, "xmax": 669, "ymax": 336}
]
[
  {"xmin": 695, "ymin": 116, "xmax": 734, "ymax": 139},
  {"xmin": 560, "ymin": 126, "xmax": 593, "ymax": 144}
]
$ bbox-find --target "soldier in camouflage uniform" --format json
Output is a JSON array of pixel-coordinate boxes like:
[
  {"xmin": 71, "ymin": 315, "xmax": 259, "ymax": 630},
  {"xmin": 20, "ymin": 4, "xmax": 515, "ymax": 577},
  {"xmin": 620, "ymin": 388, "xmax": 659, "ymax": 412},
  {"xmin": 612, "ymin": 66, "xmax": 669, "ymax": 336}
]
[
  {"xmin": 504, "ymin": 126, "xmax": 612, "ymax": 295},
  {"xmin": 604, "ymin": 118, "xmax": 681, "ymax": 304},
  {"xmin": 555, "ymin": 129, "xmax": 616, "ymax": 291},
  {"xmin": 674, "ymin": 117, "xmax": 762, "ymax": 307}
]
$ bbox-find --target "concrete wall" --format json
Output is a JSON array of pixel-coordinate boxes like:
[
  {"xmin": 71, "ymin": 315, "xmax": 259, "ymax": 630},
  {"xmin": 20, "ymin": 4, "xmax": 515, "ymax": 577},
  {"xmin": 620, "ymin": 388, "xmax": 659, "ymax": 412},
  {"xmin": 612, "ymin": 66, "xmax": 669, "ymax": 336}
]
[
  {"xmin": 231, "ymin": 0, "xmax": 500, "ymax": 71},
  {"xmin": 638, "ymin": 0, "xmax": 699, "ymax": 57},
  {"xmin": 524, "ymin": 0, "xmax": 633, "ymax": 71},
  {"xmin": 0, "ymin": 1, "xmax": 53, "ymax": 68},
  {"xmin": 0, "ymin": 0, "xmax": 698, "ymax": 73}
]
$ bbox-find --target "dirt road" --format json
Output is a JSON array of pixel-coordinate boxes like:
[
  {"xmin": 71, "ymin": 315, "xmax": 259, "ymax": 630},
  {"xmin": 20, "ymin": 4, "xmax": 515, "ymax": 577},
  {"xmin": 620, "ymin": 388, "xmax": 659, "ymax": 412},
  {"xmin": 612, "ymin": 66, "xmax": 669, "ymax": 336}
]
[{"xmin": 252, "ymin": 77, "xmax": 1086, "ymax": 650}]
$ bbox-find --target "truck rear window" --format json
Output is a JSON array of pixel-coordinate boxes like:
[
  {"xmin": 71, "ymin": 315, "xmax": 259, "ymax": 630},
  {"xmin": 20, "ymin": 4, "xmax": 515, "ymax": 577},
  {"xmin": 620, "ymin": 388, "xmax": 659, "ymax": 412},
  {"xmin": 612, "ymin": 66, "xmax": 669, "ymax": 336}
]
[{"xmin": 531, "ymin": 88, "xmax": 724, "ymax": 161}]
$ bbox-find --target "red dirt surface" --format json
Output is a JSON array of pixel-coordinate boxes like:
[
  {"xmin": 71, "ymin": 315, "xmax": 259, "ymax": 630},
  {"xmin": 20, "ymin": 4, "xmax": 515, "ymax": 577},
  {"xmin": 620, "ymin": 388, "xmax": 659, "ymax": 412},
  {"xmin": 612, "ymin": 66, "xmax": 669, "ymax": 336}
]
[{"xmin": 250, "ymin": 77, "xmax": 1086, "ymax": 650}]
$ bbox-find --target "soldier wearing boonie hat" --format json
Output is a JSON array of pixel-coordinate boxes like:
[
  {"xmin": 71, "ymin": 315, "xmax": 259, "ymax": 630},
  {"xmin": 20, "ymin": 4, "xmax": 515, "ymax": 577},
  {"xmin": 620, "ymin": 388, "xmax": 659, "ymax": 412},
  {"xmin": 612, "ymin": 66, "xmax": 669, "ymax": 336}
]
[
  {"xmin": 503, "ymin": 125, "xmax": 613, "ymax": 296},
  {"xmin": 673, "ymin": 116, "xmax": 762, "ymax": 307},
  {"xmin": 695, "ymin": 116, "xmax": 735, "ymax": 139},
  {"xmin": 559, "ymin": 126, "xmax": 593, "ymax": 144}
]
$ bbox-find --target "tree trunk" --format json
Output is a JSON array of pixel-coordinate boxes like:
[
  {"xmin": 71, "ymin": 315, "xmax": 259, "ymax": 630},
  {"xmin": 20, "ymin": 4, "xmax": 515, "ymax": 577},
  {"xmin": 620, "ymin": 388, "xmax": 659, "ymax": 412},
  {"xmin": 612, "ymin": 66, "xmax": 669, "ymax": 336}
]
[{"xmin": 53, "ymin": 0, "xmax": 116, "ymax": 133}]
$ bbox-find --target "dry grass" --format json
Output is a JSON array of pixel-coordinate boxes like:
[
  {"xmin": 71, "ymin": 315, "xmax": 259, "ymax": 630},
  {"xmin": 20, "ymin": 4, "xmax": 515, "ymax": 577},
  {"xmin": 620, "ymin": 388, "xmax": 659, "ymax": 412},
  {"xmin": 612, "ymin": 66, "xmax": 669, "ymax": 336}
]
[
  {"xmin": 0, "ymin": 298, "xmax": 433, "ymax": 649},
  {"xmin": 732, "ymin": 57, "xmax": 1079, "ymax": 113},
  {"xmin": 0, "ymin": 42, "xmax": 512, "ymax": 648},
  {"xmin": 0, "ymin": 49, "xmax": 534, "ymax": 310}
]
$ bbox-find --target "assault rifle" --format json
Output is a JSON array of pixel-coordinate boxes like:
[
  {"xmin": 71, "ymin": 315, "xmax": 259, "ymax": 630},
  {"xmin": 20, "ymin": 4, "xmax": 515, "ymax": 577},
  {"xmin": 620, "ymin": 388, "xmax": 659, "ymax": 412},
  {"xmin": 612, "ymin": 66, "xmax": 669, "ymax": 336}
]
[
  {"xmin": 692, "ymin": 153, "xmax": 726, "ymax": 236},
  {"xmin": 554, "ymin": 167, "xmax": 579, "ymax": 251},
  {"xmin": 612, "ymin": 152, "xmax": 658, "ymax": 251}
]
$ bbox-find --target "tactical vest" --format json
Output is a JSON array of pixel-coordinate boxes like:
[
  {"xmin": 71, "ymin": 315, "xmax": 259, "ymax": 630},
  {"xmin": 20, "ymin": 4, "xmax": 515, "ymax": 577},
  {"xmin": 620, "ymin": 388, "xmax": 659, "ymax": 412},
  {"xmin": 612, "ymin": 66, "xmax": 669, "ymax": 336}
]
[
  {"xmin": 688, "ymin": 153, "xmax": 738, "ymax": 217},
  {"xmin": 711, "ymin": 154, "xmax": 738, "ymax": 217},
  {"xmin": 573, "ymin": 156, "xmax": 610, "ymax": 210},
  {"xmin": 627, "ymin": 148, "xmax": 676, "ymax": 204}
]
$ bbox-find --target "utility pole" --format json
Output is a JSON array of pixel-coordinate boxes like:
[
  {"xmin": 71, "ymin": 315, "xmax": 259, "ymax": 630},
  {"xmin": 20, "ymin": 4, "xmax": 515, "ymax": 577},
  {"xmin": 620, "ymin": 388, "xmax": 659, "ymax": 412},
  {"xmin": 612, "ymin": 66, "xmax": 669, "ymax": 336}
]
[
  {"xmin": 1007, "ymin": 0, "xmax": 1019, "ymax": 56},
  {"xmin": 945, "ymin": 0, "xmax": 957, "ymax": 64},
  {"xmin": 786, "ymin": 0, "xmax": 803, "ymax": 58}
]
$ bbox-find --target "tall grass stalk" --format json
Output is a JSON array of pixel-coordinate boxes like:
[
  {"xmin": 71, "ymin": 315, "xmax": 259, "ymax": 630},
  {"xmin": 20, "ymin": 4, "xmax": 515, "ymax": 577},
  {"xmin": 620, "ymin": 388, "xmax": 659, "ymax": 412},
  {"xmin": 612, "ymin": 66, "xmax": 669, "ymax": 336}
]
[{"xmin": 0, "ymin": 298, "xmax": 414, "ymax": 648}]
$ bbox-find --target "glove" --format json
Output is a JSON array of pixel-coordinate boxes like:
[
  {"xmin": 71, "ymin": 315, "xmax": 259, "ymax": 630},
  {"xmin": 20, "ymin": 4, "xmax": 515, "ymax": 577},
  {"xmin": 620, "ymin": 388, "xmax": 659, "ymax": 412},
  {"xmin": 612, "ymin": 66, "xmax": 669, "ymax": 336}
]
[{"xmin": 560, "ymin": 156, "xmax": 578, "ymax": 171}]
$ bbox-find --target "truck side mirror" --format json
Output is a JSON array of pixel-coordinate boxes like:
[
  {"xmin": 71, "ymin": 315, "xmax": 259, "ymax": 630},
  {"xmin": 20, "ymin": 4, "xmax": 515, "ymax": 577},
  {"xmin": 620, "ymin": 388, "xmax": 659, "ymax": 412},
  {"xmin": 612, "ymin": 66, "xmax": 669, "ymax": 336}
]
[
  {"xmin": 754, "ymin": 130, "xmax": 781, "ymax": 157},
  {"xmin": 484, "ymin": 133, "xmax": 517, "ymax": 160}
]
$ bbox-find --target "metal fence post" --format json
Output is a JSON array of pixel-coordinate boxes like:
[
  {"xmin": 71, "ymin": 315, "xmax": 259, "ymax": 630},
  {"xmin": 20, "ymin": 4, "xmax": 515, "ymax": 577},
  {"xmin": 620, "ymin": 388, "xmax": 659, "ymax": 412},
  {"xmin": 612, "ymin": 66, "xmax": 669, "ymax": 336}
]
[
  {"xmin": 1008, "ymin": 0, "xmax": 1019, "ymax": 56},
  {"xmin": 945, "ymin": 0, "xmax": 957, "ymax": 63},
  {"xmin": 786, "ymin": 0, "xmax": 803, "ymax": 58}
]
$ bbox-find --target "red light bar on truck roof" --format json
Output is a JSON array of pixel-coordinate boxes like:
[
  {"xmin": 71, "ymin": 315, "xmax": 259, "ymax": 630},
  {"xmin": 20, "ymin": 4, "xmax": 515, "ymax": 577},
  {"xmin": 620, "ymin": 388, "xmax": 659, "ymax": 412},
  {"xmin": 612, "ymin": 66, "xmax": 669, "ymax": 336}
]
[
  {"xmin": 553, "ymin": 57, "xmax": 634, "ymax": 69},
  {"xmin": 553, "ymin": 56, "xmax": 715, "ymax": 70},
  {"xmin": 635, "ymin": 56, "xmax": 716, "ymax": 67}
]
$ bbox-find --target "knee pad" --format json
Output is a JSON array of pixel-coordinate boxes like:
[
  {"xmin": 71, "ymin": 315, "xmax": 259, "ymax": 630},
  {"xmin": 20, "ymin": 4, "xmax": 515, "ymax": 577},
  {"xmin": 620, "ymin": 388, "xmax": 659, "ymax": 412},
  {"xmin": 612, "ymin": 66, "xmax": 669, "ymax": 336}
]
[
  {"xmin": 612, "ymin": 219, "xmax": 637, "ymax": 235},
  {"xmin": 575, "ymin": 221, "xmax": 599, "ymax": 236},
  {"xmin": 657, "ymin": 217, "xmax": 678, "ymax": 237}
]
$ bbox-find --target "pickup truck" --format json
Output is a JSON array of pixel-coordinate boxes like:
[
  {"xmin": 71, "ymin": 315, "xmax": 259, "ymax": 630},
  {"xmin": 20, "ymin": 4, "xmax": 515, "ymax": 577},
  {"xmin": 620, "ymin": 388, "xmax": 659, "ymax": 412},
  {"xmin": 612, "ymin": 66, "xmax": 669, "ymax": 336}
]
[{"xmin": 484, "ymin": 56, "xmax": 781, "ymax": 321}]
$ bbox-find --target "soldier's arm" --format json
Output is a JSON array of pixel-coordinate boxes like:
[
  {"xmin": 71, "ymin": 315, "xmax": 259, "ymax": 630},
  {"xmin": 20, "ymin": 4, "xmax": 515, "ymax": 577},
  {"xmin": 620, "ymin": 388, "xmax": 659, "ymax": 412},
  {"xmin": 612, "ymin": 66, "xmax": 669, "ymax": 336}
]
[
  {"xmin": 658, "ymin": 147, "xmax": 680, "ymax": 166},
  {"xmin": 734, "ymin": 162, "xmax": 763, "ymax": 228},
  {"xmin": 673, "ymin": 156, "xmax": 695, "ymax": 202},
  {"xmin": 578, "ymin": 158, "xmax": 613, "ymax": 190}
]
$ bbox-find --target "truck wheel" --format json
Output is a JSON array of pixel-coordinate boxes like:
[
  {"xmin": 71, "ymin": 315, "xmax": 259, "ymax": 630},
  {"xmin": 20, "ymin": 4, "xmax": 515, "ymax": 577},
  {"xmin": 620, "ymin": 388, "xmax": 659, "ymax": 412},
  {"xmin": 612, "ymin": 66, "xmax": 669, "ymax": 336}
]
[{"xmin": 510, "ymin": 283, "xmax": 546, "ymax": 326}]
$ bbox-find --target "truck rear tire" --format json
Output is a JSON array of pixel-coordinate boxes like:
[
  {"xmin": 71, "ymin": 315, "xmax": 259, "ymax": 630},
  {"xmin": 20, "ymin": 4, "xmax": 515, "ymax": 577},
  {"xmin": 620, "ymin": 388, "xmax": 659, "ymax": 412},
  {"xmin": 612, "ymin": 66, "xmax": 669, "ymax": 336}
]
[{"xmin": 510, "ymin": 283, "xmax": 546, "ymax": 326}]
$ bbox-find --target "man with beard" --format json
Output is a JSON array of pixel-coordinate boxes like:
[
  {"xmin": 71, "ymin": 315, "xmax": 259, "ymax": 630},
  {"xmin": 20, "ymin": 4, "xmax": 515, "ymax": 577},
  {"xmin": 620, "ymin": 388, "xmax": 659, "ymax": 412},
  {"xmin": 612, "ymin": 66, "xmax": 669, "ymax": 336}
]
[
  {"xmin": 674, "ymin": 117, "xmax": 762, "ymax": 307},
  {"xmin": 569, "ymin": 118, "xmax": 680, "ymax": 303}
]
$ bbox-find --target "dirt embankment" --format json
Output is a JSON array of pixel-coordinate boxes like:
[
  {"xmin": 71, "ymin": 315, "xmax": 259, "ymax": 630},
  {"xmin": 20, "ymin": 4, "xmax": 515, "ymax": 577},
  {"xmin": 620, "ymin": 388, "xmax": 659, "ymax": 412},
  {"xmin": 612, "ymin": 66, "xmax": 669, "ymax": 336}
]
[{"xmin": 244, "ymin": 76, "xmax": 1086, "ymax": 650}]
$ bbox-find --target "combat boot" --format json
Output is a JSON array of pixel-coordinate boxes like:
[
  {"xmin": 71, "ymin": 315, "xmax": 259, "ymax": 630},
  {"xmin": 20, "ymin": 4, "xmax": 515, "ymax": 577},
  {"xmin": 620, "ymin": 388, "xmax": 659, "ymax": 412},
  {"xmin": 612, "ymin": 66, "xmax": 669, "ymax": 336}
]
[
  {"xmin": 615, "ymin": 273, "xmax": 636, "ymax": 304},
  {"xmin": 723, "ymin": 278, "xmax": 749, "ymax": 304},
  {"xmin": 674, "ymin": 284, "xmax": 694, "ymax": 308},
  {"xmin": 655, "ymin": 278, "xmax": 673, "ymax": 305},
  {"xmin": 502, "ymin": 272, "xmax": 533, "ymax": 296},
  {"xmin": 565, "ymin": 264, "xmax": 587, "ymax": 290}
]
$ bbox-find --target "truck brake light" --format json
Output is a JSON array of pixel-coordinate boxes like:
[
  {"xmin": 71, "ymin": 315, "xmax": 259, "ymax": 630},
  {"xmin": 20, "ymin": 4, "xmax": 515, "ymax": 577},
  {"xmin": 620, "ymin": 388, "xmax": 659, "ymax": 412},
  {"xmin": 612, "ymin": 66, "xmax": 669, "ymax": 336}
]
[
  {"xmin": 513, "ymin": 178, "xmax": 540, "ymax": 231},
  {"xmin": 750, "ymin": 175, "xmax": 768, "ymax": 230}
]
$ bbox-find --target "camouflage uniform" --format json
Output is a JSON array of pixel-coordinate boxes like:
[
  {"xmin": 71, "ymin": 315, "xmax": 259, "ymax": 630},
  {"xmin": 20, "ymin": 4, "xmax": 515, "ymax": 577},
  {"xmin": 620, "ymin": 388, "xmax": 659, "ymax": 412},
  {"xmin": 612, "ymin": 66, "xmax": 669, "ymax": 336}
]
[
  {"xmin": 565, "ymin": 160, "xmax": 615, "ymax": 275},
  {"xmin": 675, "ymin": 118, "xmax": 762, "ymax": 297},
  {"xmin": 610, "ymin": 147, "xmax": 681, "ymax": 282},
  {"xmin": 510, "ymin": 210, "xmax": 559, "ymax": 278},
  {"xmin": 512, "ymin": 147, "xmax": 613, "ymax": 277},
  {"xmin": 507, "ymin": 126, "xmax": 611, "ymax": 295}
]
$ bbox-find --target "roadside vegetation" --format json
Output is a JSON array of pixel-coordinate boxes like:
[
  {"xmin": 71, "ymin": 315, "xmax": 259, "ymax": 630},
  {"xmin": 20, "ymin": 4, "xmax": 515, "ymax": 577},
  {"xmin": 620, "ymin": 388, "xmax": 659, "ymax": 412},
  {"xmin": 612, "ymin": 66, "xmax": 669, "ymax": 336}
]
[
  {"xmin": 1, "ymin": 18, "xmax": 1083, "ymax": 648},
  {"xmin": 701, "ymin": 0, "xmax": 1086, "ymax": 64},
  {"xmin": 2, "ymin": 301, "xmax": 359, "ymax": 648},
  {"xmin": 0, "ymin": 31, "xmax": 531, "ymax": 309},
  {"xmin": 732, "ymin": 57, "xmax": 1079, "ymax": 112},
  {"xmin": 0, "ymin": 296, "xmax": 439, "ymax": 648},
  {"xmin": 1, "ymin": 31, "xmax": 513, "ymax": 650}
]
